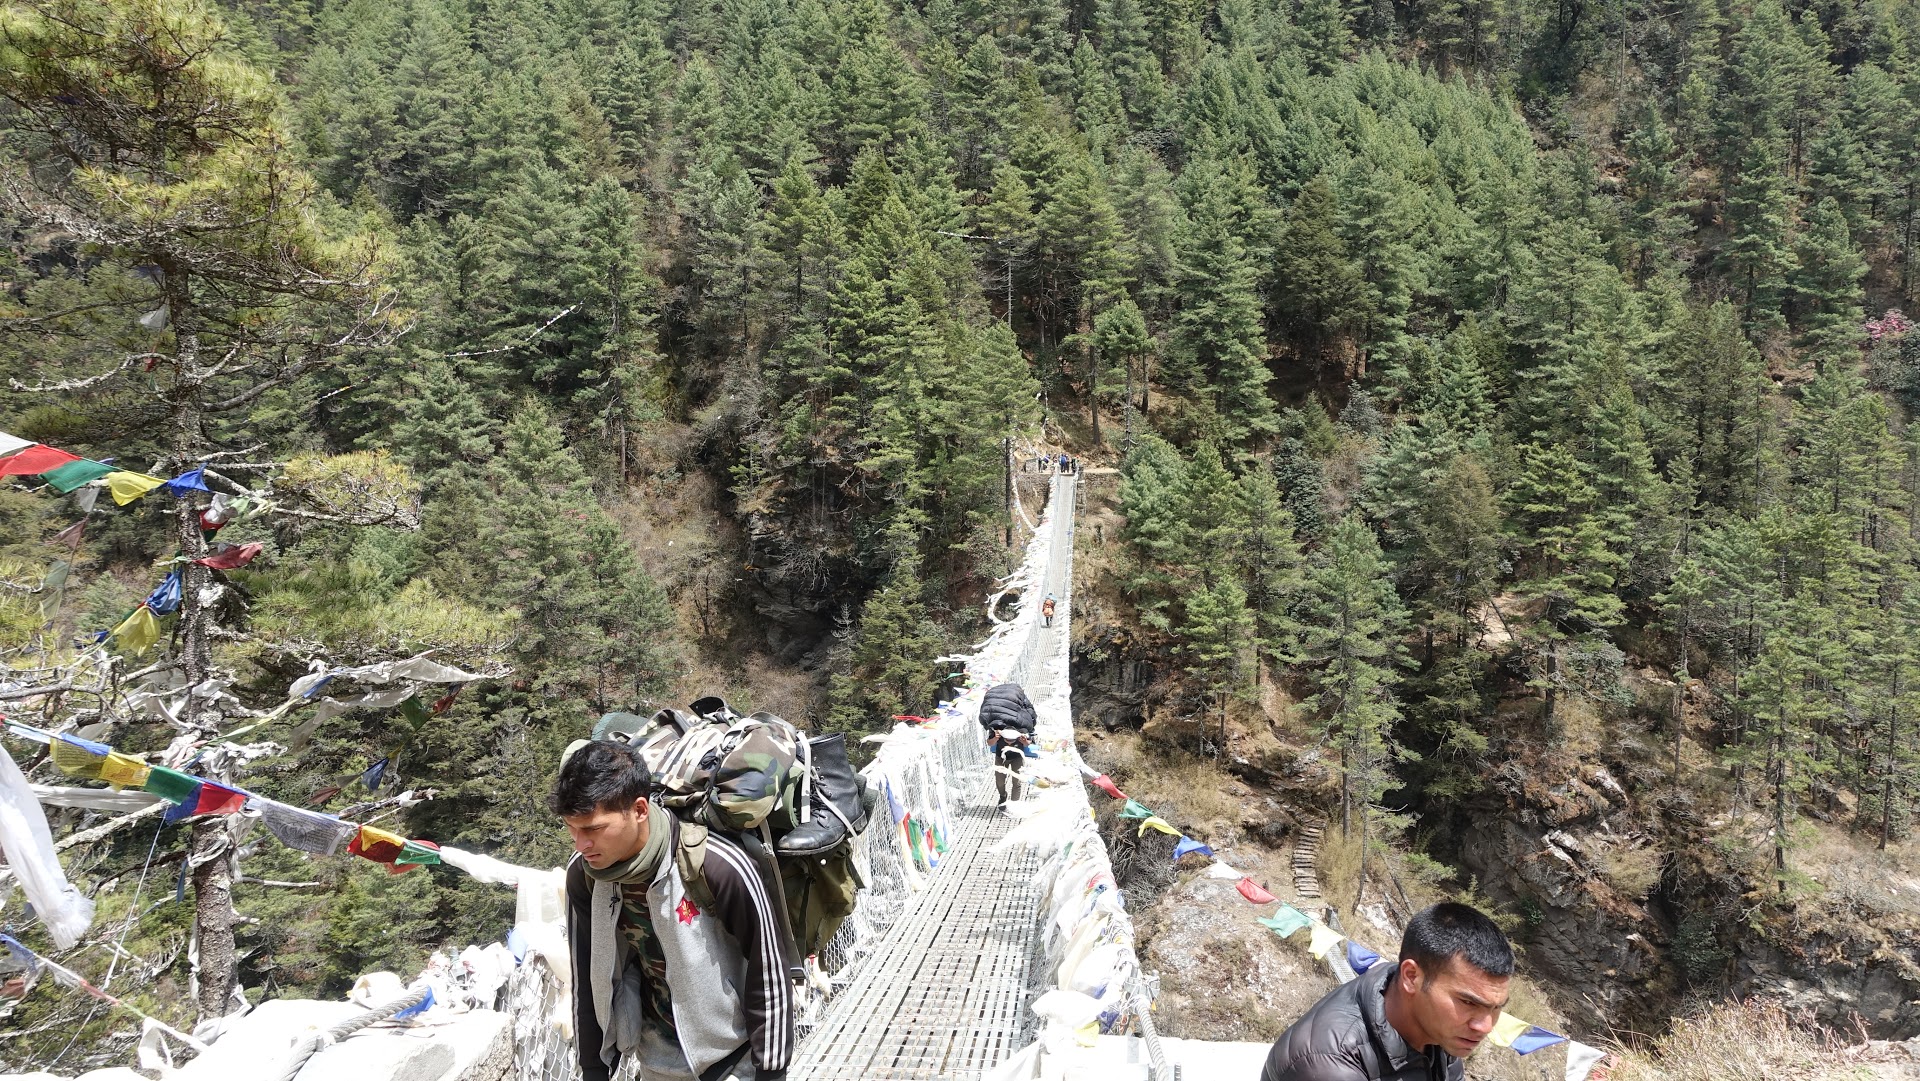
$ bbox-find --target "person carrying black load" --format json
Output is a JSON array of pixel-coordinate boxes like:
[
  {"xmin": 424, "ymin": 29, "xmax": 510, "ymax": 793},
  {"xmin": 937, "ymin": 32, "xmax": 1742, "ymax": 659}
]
[{"xmin": 978, "ymin": 682, "xmax": 1038, "ymax": 811}]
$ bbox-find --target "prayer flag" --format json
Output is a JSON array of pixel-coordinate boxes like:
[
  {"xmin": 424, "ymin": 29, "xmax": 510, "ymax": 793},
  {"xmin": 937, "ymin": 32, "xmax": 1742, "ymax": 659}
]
[
  {"xmin": 1172, "ymin": 836, "xmax": 1214, "ymax": 861},
  {"xmin": 1346, "ymin": 940, "xmax": 1382, "ymax": 972},
  {"xmin": 111, "ymin": 605, "xmax": 161, "ymax": 655},
  {"xmin": 38, "ymin": 561, "xmax": 69, "ymax": 620},
  {"xmin": 360, "ymin": 757, "xmax": 388, "ymax": 791},
  {"xmin": 142, "ymin": 765, "xmax": 200, "ymax": 804},
  {"xmin": 188, "ymin": 781, "xmax": 246, "ymax": 817},
  {"xmin": 39, "ymin": 459, "xmax": 115, "ymax": 493},
  {"xmin": 49, "ymin": 734, "xmax": 111, "ymax": 778},
  {"xmin": 349, "ymin": 824, "xmax": 408, "ymax": 863},
  {"xmin": 1088, "ymin": 775, "xmax": 1124, "ymax": 800},
  {"xmin": 1511, "ymin": 1026, "xmax": 1568, "ymax": 1055},
  {"xmin": 394, "ymin": 839, "xmax": 442, "ymax": 868},
  {"xmin": 1566, "ymin": 1042, "xmax": 1608, "ymax": 1081},
  {"xmin": 1205, "ymin": 862, "xmax": 1248, "ymax": 880},
  {"xmin": 884, "ymin": 779, "xmax": 906, "ymax": 824},
  {"xmin": 144, "ymin": 571, "xmax": 183, "ymax": 616},
  {"xmin": 163, "ymin": 779, "xmax": 245, "ymax": 823},
  {"xmin": 1137, "ymin": 815, "xmax": 1179, "ymax": 837},
  {"xmin": 52, "ymin": 519, "xmax": 86, "ymax": 549},
  {"xmin": 1237, "ymin": 877, "xmax": 1277, "ymax": 904},
  {"xmin": 256, "ymin": 801, "xmax": 358, "ymax": 856},
  {"xmin": 400, "ymin": 695, "xmax": 431, "ymax": 731},
  {"xmin": 430, "ymin": 686, "xmax": 461, "ymax": 714},
  {"xmin": 0, "ymin": 445, "xmax": 79, "ymax": 476},
  {"xmin": 0, "ymin": 432, "xmax": 33, "ymax": 458},
  {"xmin": 99, "ymin": 752, "xmax": 150, "ymax": 789},
  {"xmin": 1118, "ymin": 799, "xmax": 1153, "ymax": 820},
  {"xmin": 1259, "ymin": 905, "xmax": 1312, "ymax": 938},
  {"xmin": 72, "ymin": 485, "xmax": 100, "ymax": 513},
  {"xmin": 105, "ymin": 471, "xmax": 164, "ymax": 505},
  {"xmin": 1488, "ymin": 1013, "xmax": 1533, "ymax": 1049},
  {"xmin": 393, "ymin": 986, "xmax": 435, "ymax": 1018},
  {"xmin": 161, "ymin": 466, "xmax": 211, "ymax": 496},
  {"xmin": 1307, "ymin": 922, "xmax": 1343, "ymax": 960},
  {"xmin": 194, "ymin": 542, "xmax": 263, "ymax": 570}
]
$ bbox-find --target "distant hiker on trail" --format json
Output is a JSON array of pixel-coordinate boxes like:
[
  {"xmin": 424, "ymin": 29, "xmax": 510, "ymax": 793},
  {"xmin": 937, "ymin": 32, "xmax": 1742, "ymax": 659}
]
[
  {"xmin": 978, "ymin": 682, "xmax": 1038, "ymax": 811},
  {"xmin": 553, "ymin": 740, "xmax": 794, "ymax": 1081},
  {"xmin": 1260, "ymin": 902, "xmax": 1513, "ymax": 1081},
  {"xmin": 1042, "ymin": 592, "xmax": 1057, "ymax": 627}
]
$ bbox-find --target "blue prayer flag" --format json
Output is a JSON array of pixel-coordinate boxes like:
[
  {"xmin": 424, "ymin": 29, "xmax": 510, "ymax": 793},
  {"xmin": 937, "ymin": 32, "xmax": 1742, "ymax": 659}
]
[
  {"xmin": 360, "ymin": 756, "xmax": 389, "ymax": 791},
  {"xmin": 1346, "ymin": 940, "xmax": 1382, "ymax": 972},
  {"xmin": 161, "ymin": 466, "xmax": 212, "ymax": 497},
  {"xmin": 1510, "ymin": 1026, "xmax": 1568, "ymax": 1055},
  {"xmin": 144, "ymin": 570, "xmax": 183, "ymax": 616},
  {"xmin": 1172, "ymin": 836, "xmax": 1214, "ymax": 861}
]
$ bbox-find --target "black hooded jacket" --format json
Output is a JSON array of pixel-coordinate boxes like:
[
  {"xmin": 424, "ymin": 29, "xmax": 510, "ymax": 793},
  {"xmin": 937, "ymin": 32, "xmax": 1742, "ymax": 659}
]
[
  {"xmin": 977, "ymin": 682, "xmax": 1037, "ymax": 734},
  {"xmin": 1260, "ymin": 963, "xmax": 1463, "ymax": 1081}
]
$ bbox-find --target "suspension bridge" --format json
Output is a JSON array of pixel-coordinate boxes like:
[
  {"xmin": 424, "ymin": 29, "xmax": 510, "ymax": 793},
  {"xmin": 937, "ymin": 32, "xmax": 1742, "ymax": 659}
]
[{"xmin": 111, "ymin": 473, "xmax": 1277, "ymax": 1081}]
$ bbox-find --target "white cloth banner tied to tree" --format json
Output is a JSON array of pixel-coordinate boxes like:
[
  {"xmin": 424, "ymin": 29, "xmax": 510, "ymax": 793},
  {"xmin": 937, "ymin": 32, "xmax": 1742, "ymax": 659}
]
[{"xmin": 0, "ymin": 745, "xmax": 95, "ymax": 948}]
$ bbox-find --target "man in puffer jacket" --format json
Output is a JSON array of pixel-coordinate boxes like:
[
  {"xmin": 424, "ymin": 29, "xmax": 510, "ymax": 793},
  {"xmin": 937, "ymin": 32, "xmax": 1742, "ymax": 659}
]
[
  {"xmin": 1261, "ymin": 903, "xmax": 1512, "ymax": 1081},
  {"xmin": 978, "ymin": 682, "xmax": 1037, "ymax": 809}
]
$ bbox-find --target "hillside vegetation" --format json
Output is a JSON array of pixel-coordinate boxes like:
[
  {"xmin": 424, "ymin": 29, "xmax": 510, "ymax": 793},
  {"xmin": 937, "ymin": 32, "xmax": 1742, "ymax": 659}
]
[{"xmin": 4, "ymin": 0, "xmax": 1920, "ymax": 1068}]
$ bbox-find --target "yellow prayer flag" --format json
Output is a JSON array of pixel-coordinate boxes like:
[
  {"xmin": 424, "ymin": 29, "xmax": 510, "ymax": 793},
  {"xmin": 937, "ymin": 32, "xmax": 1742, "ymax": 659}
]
[
  {"xmin": 1487, "ymin": 1012, "xmax": 1532, "ymax": 1049},
  {"xmin": 112, "ymin": 605, "xmax": 161, "ymax": 655},
  {"xmin": 1137, "ymin": 815, "xmax": 1180, "ymax": 837},
  {"xmin": 105, "ymin": 471, "xmax": 164, "ymax": 505},
  {"xmin": 49, "ymin": 739, "xmax": 107, "ymax": 779},
  {"xmin": 360, "ymin": 824, "xmax": 406, "ymax": 848},
  {"xmin": 99, "ymin": 752, "xmax": 151, "ymax": 789},
  {"xmin": 1307, "ymin": 921, "xmax": 1344, "ymax": 960}
]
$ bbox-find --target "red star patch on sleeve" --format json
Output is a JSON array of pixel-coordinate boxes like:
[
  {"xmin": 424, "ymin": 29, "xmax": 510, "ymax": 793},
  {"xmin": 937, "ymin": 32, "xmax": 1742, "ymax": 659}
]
[{"xmin": 675, "ymin": 896, "xmax": 700, "ymax": 924}]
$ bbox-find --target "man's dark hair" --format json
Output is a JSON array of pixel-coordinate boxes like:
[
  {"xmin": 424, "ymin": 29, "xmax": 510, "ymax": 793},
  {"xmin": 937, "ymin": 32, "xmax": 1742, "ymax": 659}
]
[
  {"xmin": 1398, "ymin": 902, "xmax": 1514, "ymax": 977},
  {"xmin": 548, "ymin": 739, "xmax": 652, "ymax": 817}
]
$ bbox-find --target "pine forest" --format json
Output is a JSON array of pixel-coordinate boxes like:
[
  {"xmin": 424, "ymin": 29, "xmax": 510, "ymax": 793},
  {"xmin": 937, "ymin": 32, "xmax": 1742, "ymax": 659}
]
[{"xmin": 4, "ymin": 0, "xmax": 1920, "ymax": 1069}]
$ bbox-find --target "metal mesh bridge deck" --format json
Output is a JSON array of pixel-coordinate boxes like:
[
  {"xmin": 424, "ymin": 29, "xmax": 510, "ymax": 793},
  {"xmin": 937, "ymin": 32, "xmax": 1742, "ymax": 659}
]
[{"xmin": 788, "ymin": 800, "xmax": 1043, "ymax": 1079}]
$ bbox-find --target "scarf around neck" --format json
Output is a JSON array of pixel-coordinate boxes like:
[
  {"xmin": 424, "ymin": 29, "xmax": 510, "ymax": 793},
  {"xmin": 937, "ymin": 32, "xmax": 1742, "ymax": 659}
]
[{"xmin": 582, "ymin": 805, "xmax": 670, "ymax": 885}]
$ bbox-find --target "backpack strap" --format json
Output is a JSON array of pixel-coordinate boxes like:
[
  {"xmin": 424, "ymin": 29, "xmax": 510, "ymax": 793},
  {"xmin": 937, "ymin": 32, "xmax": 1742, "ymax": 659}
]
[{"xmin": 674, "ymin": 819, "xmax": 719, "ymax": 915}]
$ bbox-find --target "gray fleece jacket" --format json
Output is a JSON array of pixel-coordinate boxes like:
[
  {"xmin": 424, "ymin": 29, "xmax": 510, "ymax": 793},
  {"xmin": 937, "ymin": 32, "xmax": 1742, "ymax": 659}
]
[{"xmin": 565, "ymin": 814, "xmax": 795, "ymax": 1081}]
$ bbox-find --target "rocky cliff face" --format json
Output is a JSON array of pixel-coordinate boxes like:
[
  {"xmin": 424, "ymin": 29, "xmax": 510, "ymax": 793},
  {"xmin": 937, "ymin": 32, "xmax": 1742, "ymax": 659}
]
[{"xmin": 1443, "ymin": 750, "xmax": 1920, "ymax": 1040}]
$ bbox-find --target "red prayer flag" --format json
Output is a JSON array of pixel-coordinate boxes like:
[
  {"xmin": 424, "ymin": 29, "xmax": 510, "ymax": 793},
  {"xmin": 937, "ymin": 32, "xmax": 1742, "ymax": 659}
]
[
  {"xmin": 190, "ymin": 781, "xmax": 247, "ymax": 817},
  {"xmin": 1237, "ymin": 877, "xmax": 1277, "ymax": 904},
  {"xmin": 430, "ymin": 687, "xmax": 461, "ymax": 714},
  {"xmin": 1089, "ymin": 774, "xmax": 1125, "ymax": 799},
  {"xmin": 0, "ymin": 445, "xmax": 80, "ymax": 476},
  {"xmin": 194, "ymin": 542, "xmax": 263, "ymax": 570}
]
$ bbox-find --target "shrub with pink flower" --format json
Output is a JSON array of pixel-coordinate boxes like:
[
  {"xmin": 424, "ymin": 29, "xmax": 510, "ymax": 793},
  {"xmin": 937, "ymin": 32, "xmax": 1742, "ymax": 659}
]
[{"xmin": 1865, "ymin": 309, "xmax": 1911, "ymax": 342}]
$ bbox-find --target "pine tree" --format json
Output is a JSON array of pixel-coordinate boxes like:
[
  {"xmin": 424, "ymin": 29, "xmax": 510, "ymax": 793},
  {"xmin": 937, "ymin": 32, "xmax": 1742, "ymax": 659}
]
[
  {"xmin": 1232, "ymin": 463, "xmax": 1305, "ymax": 673},
  {"xmin": 1274, "ymin": 173, "xmax": 1367, "ymax": 361},
  {"xmin": 1298, "ymin": 515, "xmax": 1410, "ymax": 840},
  {"xmin": 1181, "ymin": 576, "xmax": 1254, "ymax": 752},
  {"xmin": 1505, "ymin": 442, "xmax": 1626, "ymax": 731},
  {"xmin": 1094, "ymin": 297, "xmax": 1152, "ymax": 446},
  {"xmin": 1118, "ymin": 435, "xmax": 1192, "ymax": 631},
  {"xmin": 1168, "ymin": 173, "xmax": 1276, "ymax": 442},
  {"xmin": 1789, "ymin": 196, "xmax": 1868, "ymax": 368}
]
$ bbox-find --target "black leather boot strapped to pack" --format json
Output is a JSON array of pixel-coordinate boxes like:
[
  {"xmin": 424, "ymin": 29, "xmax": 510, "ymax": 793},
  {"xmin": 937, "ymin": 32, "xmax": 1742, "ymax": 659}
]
[{"xmin": 775, "ymin": 734, "xmax": 868, "ymax": 858}]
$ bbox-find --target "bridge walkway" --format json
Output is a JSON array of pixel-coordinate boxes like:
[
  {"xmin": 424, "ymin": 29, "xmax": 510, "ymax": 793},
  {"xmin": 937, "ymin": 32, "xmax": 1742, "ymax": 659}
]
[{"xmin": 788, "ymin": 475, "xmax": 1075, "ymax": 1080}]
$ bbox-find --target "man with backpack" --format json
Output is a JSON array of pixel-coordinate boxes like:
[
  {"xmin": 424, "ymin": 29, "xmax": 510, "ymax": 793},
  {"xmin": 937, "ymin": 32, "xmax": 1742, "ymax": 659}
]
[
  {"xmin": 553, "ymin": 739, "xmax": 794, "ymax": 1081},
  {"xmin": 978, "ymin": 682, "xmax": 1039, "ymax": 810}
]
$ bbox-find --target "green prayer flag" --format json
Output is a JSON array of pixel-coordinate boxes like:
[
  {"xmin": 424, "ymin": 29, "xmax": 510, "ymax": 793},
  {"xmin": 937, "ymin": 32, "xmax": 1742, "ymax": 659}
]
[
  {"xmin": 400, "ymin": 696, "xmax": 431, "ymax": 731},
  {"xmin": 1259, "ymin": 904, "xmax": 1313, "ymax": 939},
  {"xmin": 143, "ymin": 765, "xmax": 201, "ymax": 804},
  {"xmin": 1118, "ymin": 799, "xmax": 1153, "ymax": 820},
  {"xmin": 395, "ymin": 840, "xmax": 442, "ymax": 867},
  {"xmin": 39, "ymin": 459, "xmax": 116, "ymax": 493}
]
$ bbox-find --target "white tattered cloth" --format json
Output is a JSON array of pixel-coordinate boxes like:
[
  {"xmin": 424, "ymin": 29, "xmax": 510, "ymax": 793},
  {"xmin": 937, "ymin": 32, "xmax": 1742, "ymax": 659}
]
[{"xmin": 0, "ymin": 745, "xmax": 95, "ymax": 948}]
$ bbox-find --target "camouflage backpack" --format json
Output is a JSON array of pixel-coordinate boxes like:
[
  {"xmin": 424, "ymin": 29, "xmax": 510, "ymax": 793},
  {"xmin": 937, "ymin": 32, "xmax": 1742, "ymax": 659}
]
[{"xmin": 592, "ymin": 700, "xmax": 865, "ymax": 967}]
